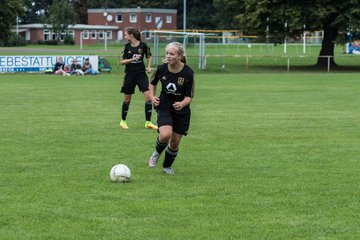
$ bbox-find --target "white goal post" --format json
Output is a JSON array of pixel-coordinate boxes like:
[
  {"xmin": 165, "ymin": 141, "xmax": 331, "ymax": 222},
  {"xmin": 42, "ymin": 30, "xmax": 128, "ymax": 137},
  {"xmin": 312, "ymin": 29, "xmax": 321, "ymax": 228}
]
[
  {"xmin": 80, "ymin": 31, "xmax": 108, "ymax": 52},
  {"xmin": 149, "ymin": 30, "xmax": 206, "ymax": 70}
]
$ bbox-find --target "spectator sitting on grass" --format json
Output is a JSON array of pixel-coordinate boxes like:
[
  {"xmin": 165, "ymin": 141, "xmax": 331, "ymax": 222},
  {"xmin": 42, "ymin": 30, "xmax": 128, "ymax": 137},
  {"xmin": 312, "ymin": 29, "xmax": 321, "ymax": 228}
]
[
  {"xmin": 70, "ymin": 59, "xmax": 84, "ymax": 76},
  {"xmin": 53, "ymin": 57, "xmax": 70, "ymax": 76},
  {"xmin": 82, "ymin": 58, "xmax": 99, "ymax": 75}
]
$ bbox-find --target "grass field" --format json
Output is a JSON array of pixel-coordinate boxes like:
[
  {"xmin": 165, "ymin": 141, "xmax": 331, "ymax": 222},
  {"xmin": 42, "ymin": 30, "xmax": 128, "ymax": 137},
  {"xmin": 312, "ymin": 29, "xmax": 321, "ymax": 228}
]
[{"xmin": 1, "ymin": 72, "xmax": 360, "ymax": 239}]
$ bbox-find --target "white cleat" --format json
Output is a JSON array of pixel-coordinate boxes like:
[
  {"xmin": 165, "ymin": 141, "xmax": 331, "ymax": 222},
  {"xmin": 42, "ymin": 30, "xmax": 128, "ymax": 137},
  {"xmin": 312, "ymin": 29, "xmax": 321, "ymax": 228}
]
[
  {"xmin": 163, "ymin": 167, "xmax": 174, "ymax": 175},
  {"xmin": 148, "ymin": 151, "xmax": 161, "ymax": 168}
]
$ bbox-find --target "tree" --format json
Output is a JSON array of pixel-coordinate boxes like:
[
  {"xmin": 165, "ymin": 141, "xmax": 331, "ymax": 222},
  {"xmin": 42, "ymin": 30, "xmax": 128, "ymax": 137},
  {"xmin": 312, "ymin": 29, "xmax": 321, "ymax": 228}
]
[
  {"xmin": 72, "ymin": 0, "xmax": 103, "ymax": 24},
  {"xmin": 0, "ymin": 0, "xmax": 24, "ymax": 46},
  {"xmin": 21, "ymin": 0, "xmax": 54, "ymax": 24},
  {"xmin": 180, "ymin": 0, "xmax": 217, "ymax": 29},
  {"xmin": 213, "ymin": 0, "xmax": 241, "ymax": 29},
  {"xmin": 220, "ymin": 0, "xmax": 360, "ymax": 67},
  {"xmin": 45, "ymin": 0, "xmax": 77, "ymax": 44}
]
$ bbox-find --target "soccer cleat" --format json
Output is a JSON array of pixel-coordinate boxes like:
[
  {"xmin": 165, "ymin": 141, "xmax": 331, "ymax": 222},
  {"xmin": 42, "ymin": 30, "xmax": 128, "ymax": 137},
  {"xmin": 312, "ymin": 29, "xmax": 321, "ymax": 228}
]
[
  {"xmin": 148, "ymin": 151, "xmax": 161, "ymax": 168},
  {"xmin": 145, "ymin": 121, "xmax": 158, "ymax": 129},
  {"xmin": 163, "ymin": 167, "xmax": 174, "ymax": 175},
  {"xmin": 119, "ymin": 120, "xmax": 129, "ymax": 129}
]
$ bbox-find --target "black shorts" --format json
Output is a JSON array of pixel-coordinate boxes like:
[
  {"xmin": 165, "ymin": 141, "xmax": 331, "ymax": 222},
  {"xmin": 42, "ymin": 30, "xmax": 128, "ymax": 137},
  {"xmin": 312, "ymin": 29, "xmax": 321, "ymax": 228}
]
[
  {"xmin": 157, "ymin": 109, "xmax": 191, "ymax": 136},
  {"xmin": 121, "ymin": 71, "xmax": 149, "ymax": 94}
]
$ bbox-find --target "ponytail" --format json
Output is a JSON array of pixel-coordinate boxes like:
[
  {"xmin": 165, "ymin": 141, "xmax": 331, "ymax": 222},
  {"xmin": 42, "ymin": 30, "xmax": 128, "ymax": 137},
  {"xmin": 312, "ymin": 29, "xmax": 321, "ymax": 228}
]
[{"xmin": 180, "ymin": 56, "xmax": 187, "ymax": 64}]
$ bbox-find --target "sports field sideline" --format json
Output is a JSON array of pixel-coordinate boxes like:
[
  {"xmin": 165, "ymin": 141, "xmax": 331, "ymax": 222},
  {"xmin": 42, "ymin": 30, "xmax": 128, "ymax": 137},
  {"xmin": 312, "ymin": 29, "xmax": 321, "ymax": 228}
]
[
  {"xmin": 2, "ymin": 43, "xmax": 360, "ymax": 74},
  {"xmin": 1, "ymin": 70, "xmax": 360, "ymax": 239}
]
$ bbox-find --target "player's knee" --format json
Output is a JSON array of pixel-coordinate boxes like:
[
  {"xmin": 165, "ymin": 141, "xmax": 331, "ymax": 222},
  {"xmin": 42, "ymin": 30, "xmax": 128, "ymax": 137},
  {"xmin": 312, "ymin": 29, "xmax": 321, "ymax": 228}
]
[
  {"xmin": 159, "ymin": 132, "xmax": 171, "ymax": 142},
  {"xmin": 144, "ymin": 94, "xmax": 151, "ymax": 102},
  {"xmin": 124, "ymin": 95, "xmax": 132, "ymax": 103},
  {"xmin": 169, "ymin": 139, "xmax": 180, "ymax": 150}
]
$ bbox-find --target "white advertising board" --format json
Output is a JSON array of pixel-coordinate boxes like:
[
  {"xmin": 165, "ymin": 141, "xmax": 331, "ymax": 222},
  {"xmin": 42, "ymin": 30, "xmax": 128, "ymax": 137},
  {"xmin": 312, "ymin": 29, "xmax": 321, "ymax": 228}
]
[{"xmin": 0, "ymin": 55, "xmax": 98, "ymax": 73}]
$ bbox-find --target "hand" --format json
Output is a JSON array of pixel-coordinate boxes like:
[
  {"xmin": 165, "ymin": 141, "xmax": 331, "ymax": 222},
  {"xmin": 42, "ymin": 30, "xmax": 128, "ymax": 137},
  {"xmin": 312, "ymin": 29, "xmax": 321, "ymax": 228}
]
[
  {"xmin": 132, "ymin": 54, "xmax": 141, "ymax": 61},
  {"xmin": 151, "ymin": 96, "xmax": 160, "ymax": 107},
  {"xmin": 146, "ymin": 67, "xmax": 151, "ymax": 73},
  {"xmin": 172, "ymin": 101, "xmax": 183, "ymax": 111}
]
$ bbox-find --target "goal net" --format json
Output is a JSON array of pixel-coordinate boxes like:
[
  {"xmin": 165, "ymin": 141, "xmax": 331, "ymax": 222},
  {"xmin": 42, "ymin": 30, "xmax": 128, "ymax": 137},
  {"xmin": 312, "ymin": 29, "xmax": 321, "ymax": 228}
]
[{"xmin": 145, "ymin": 30, "xmax": 206, "ymax": 70}]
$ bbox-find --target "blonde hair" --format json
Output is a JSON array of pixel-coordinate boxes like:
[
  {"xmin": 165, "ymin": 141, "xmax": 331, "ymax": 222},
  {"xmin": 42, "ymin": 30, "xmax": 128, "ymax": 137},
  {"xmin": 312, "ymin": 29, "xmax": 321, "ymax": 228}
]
[{"xmin": 166, "ymin": 42, "xmax": 186, "ymax": 63}]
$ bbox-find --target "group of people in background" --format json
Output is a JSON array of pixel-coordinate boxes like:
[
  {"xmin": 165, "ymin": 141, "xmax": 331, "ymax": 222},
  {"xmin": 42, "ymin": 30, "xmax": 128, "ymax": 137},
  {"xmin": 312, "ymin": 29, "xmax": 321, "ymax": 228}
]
[
  {"xmin": 119, "ymin": 27, "xmax": 195, "ymax": 175},
  {"xmin": 53, "ymin": 57, "xmax": 99, "ymax": 76}
]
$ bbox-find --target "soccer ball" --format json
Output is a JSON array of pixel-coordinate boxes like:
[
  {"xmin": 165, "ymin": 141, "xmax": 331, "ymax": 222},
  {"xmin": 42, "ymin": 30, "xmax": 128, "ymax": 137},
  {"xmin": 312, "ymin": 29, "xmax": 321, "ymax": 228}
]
[{"xmin": 109, "ymin": 164, "xmax": 131, "ymax": 182}]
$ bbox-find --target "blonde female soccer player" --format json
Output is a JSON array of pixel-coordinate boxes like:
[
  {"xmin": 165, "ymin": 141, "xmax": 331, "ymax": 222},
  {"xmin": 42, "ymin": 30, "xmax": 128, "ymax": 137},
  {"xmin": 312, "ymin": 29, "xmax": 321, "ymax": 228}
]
[{"xmin": 148, "ymin": 42, "xmax": 195, "ymax": 174}]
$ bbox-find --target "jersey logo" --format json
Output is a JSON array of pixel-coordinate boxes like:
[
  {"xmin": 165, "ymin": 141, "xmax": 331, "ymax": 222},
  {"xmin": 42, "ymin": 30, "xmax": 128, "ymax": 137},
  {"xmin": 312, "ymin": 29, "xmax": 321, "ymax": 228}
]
[
  {"xmin": 138, "ymin": 49, "xmax": 143, "ymax": 54},
  {"xmin": 166, "ymin": 83, "xmax": 177, "ymax": 93},
  {"xmin": 161, "ymin": 76, "xmax": 166, "ymax": 81},
  {"xmin": 177, "ymin": 77, "xmax": 184, "ymax": 85}
]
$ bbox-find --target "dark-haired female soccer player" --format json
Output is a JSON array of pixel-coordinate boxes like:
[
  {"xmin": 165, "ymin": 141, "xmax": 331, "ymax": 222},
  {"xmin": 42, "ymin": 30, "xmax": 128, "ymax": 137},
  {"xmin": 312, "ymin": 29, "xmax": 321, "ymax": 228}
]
[
  {"xmin": 148, "ymin": 42, "xmax": 195, "ymax": 174},
  {"xmin": 119, "ymin": 27, "xmax": 157, "ymax": 130}
]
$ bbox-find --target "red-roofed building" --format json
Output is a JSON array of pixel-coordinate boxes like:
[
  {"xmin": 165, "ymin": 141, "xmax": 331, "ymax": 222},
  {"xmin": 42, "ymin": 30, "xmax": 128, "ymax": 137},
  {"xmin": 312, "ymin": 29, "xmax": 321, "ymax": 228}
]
[
  {"xmin": 87, "ymin": 8, "xmax": 177, "ymax": 40},
  {"xmin": 14, "ymin": 24, "xmax": 118, "ymax": 45},
  {"xmin": 12, "ymin": 8, "xmax": 177, "ymax": 45}
]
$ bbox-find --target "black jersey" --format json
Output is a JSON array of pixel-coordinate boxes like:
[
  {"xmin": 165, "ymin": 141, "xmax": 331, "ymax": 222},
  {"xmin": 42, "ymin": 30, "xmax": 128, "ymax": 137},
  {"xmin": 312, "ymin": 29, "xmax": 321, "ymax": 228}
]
[
  {"xmin": 122, "ymin": 42, "xmax": 151, "ymax": 73},
  {"xmin": 53, "ymin": 62, "xmax": 65, "ymax": 71},
  {"xmin": 151, "ymin": 63, "xmax": 195, "ymax": 114}
]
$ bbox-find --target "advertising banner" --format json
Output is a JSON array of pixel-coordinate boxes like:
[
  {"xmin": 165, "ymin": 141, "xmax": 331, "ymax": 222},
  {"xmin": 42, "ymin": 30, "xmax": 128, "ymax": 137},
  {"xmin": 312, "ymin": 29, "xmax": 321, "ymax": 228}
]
[{"xmin": 0, "ymin": 55, "xmax": 98, "ymax": 73}]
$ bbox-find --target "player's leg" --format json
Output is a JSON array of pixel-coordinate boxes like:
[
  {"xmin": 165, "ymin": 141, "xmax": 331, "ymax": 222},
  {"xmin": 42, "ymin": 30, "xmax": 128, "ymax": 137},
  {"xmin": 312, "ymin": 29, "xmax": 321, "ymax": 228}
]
[
  {"xmin": 120, "ymin": 73, "xmax": 136, "ymax": 129},
  {"xmin": 162, "ymin": 112, "xmax": 190, "ymax": 174},
  {"xmin": 143, "ymin": 90, "xmax": 157, "ymax": 129},
  {"xmin": 120, "ymin": 94, "xmax": 131, "ymax": 129},
  {"xmin": 138, "ymin": 74, "xmax": 157, "ymax": 129},
  {"xmin": 162, "ymin": 133, "xmax": 182, "ymax": 174},
  {"xmin": 148, "ymin": 110, "xmax": 172, "ymax": 167},
  {"xmin": 149, "ymin": 125, "xmax": 172, "ymax": 167}
]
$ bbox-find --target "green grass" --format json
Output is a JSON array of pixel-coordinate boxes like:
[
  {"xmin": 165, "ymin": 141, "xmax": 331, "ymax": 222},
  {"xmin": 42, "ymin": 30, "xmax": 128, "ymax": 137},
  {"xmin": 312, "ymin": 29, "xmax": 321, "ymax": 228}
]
[{"xmin": 1, "ymin": 73, "xmax": 360, "ymax": 239}]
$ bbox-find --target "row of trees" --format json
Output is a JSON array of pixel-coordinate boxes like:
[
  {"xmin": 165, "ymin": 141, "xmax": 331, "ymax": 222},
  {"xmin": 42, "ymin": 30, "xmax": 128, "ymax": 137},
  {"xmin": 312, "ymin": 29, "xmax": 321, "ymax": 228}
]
[
  {"xmin": 20, "ymin": 0, "xmax": 216, "ymax": 29},
  {"xmin": 0, "ymin": 0, "xmax": 24, "ymax": 46},
  {"xmin": 3, "ymin": 0, "xmax": 360, "ymax": 67}
]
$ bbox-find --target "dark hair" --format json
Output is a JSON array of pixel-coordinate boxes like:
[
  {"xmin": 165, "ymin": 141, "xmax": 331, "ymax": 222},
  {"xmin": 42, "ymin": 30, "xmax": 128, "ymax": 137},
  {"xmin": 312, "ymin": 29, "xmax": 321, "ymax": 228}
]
[{"xmin": 125, "ymin": 27, "xmax": 141, "ymax": 41}]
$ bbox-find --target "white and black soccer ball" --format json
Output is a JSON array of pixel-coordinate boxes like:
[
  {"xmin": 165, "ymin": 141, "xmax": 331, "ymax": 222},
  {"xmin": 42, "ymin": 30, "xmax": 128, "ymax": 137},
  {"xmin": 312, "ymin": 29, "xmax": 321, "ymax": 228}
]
[{"xmin": 109, "ymin": 164, "xmax": 131, "ymax": 182}]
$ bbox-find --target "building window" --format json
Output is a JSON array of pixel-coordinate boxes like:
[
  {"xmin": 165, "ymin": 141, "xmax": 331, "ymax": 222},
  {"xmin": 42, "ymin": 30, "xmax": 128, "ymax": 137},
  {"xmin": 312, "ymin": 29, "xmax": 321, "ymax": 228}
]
[
  {"xmin": 106, "ymin": 31, "xmax": 112, "ymax": 40},
  {"xmin": 145, "ymin": 30, "xmax": 151, "ymax": 40},
  {"xmin": 60, "ymin": 31, "xmax": 66, "ymax": 40},
  {"xmin": 116, "ymin": 14, "xmax": 123, "ymax": 22},
  {"xmin": 91, "ymin": 30, "xmax": 96, "ymax": 39},
  {"xmin": 166, "ymin": 15, "xmax": 172, "ymax": 23},
  {"xmin": 130, "ymin": 13, "xmax": 137, "ymax": 23},
  {"xmin": 43, "ymin": 30, "xmax": 50, "ymax": 41},
  {"xmin": 98, "ymin": 31, "xmax": 104, "ymax": 39},
  {"xmin": 146, "ymin": 14, "xmax": 151, "ymax": 23},
  {"xmin": 83, "ymin": 30, "xmax": 89, "ymax": 39},
  {"xmin": 67, "ymin": 30, "xmax": 75, "ymax": 38}
]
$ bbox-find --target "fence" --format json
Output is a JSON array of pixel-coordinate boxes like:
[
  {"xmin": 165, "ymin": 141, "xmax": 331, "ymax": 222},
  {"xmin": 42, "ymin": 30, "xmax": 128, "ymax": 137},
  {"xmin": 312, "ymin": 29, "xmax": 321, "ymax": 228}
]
[{"xmin": 79, "ymin": 42, "xmax": 355, "ymax": 73}]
